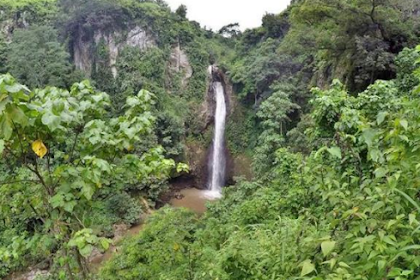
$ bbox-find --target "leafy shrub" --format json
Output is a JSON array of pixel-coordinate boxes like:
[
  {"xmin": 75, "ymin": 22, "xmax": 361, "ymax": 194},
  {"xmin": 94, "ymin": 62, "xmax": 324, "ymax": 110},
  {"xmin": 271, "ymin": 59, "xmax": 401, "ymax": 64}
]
[
  {"xmin": 99, "ymin": 207, "xmax": 199, "ymax": 280},
  {"xmin": 106, "ymin": 193, "xmax": 143, "ymax": 225}
]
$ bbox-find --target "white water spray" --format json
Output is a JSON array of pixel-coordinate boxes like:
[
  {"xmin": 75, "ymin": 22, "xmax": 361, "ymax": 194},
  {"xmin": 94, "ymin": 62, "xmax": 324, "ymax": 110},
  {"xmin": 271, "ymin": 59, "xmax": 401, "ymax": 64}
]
[{"xmin": 205, "ymin": 81, "xmax": 227, "ymax": 199}]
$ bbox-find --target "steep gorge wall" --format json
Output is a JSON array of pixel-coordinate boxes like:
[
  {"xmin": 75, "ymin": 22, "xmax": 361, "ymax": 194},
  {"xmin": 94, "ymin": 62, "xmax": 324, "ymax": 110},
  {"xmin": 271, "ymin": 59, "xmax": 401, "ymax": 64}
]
[
  {"xmin": 71, "ymin": 24, "xmax": 194, "ymax": 88},
  {"xmin": 72, "ymin": 25, "xmax": 155, "ymax": 77}
]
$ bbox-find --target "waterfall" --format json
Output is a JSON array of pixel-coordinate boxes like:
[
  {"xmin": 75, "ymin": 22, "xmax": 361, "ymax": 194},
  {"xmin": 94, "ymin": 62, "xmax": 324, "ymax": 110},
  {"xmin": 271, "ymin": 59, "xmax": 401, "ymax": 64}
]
[{"xmin": 205, "ymin": 81, "xmax": 227, "ymax": 199}]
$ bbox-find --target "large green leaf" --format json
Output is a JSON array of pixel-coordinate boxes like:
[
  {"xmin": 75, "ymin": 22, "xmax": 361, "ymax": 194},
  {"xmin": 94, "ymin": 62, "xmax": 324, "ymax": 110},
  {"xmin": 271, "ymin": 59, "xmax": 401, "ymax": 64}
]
[
  {"xmin": 7, "ymin": 105, "xmax": 28, "ymax": 127},
  {"xmin": 81, "ymin": 184, "xmax": 95, "ymax": 200},
  {"xmin": 100, "ymin": 238, "xmax": 111, "ymax": 251},
  {"xmin": 301, "ymin": 260, "xmax": 315, "ymax": 276},
  {"xmin": 0, "ymin": 95, "xmax": 9, "ymax": 114},
  {"xmin": 362, "ymin": 129, "xmax": 377, "ymax": 147},
  {"xmin": 321, "ymin": 240, "xmax": 336, "ymax": 257},
  {"xmin": 0, "ymin": 115, "xmax": 13, "ymax": 140},
  {"xmin": 400, "ymin": 119, "xmax": 408, "ymax": 130},
  {"xmin": 377, "ymin": 111, "xmax": 388, "ymax": 125},
  {"xmin": 374, "ymin": 167, "xmax": 388, "ymax": 179},
  {"xmin": 0, "ymin": 139, "xmax": 4, "ymax": 153},
  {"xmin": 327, "ymin": 147, "xmax": 341, "ymax": 159},
  {"xmin": 41, "ymin": 112, "xmax": 61, "ymax": 131},
  {"xmin": 50, "ymin": 193, "xmax": 65, "ymax": 208},
  {"xmin": 79, "ymin": 244, "xmax": 94, "ymax": 258}
]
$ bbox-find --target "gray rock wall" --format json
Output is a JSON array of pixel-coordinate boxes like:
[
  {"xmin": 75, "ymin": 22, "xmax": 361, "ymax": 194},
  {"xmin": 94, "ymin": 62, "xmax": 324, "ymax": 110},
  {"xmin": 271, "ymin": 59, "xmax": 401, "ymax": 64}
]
[{"xmin": 73, "ymin": 26, "xmax": 155, "ymax": 77}]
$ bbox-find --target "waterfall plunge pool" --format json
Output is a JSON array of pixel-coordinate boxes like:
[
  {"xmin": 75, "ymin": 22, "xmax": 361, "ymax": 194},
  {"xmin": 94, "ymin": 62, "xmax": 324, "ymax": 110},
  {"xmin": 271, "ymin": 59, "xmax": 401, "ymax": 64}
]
[{"xmin": 169, "ymin": 188, "xmax": 221, "ymax": 214}]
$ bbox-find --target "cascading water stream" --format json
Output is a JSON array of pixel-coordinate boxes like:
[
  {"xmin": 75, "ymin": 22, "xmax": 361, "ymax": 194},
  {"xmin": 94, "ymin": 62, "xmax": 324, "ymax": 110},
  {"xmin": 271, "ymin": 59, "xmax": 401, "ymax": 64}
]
[{"xmin": 205, "ymin": 81, "xmax": 227, "ymax": 199}]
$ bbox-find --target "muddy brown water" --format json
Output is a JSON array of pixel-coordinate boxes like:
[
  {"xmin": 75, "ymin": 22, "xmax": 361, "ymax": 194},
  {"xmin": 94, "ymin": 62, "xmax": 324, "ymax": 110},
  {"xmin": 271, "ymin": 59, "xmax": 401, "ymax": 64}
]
[{"xmin": 170, "ymin": 188, "xmax": 218, "ymax": 214}]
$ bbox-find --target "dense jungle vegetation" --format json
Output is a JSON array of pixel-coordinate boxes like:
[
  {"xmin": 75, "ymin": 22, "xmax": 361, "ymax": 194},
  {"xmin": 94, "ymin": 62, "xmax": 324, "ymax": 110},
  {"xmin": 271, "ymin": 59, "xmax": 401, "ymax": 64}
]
[{"xmin": 1, "ymin": 0, "xmax": 420, "ymax": 279}]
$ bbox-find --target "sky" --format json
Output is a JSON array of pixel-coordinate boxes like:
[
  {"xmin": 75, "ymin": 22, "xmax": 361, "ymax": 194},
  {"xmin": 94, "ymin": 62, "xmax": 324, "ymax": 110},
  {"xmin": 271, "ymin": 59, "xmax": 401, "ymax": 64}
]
[{"xmin": 165, "ymin": 0, "xmax": 292, "ymax": 31}]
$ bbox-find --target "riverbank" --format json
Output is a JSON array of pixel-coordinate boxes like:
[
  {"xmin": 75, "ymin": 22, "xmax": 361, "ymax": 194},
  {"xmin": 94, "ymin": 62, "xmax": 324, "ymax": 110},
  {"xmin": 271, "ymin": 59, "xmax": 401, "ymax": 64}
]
[
  {"xmin": 6, "ymin": 185, "xmax": 219, "ymax": 280},
  {"xmin": 90, "ymin": 187, "xmax": 216, "ymax": 271}
]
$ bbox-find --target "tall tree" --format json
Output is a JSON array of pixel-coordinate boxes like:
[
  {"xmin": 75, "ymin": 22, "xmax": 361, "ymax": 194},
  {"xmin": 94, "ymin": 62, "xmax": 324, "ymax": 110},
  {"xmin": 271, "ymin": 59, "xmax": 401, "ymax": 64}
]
[
  {"xmin": 218, "ymin": 23, "xmax": 241, "ymax": 38},
  {"xmin": 175, "ymin": 4, "xmax": 187, "ymax": 19},
  {"xmin": 8, "ymin": 26, "xmax": 72, "ymax": 88}
]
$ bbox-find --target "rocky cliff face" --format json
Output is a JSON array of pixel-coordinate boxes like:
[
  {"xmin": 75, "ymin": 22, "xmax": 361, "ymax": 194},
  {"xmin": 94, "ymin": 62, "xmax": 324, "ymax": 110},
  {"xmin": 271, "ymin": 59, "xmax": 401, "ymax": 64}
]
[
  {"xmin": 0, "ymin": 11, "xmax": 30, "ymax": 41},
  {"xmin": 73, "ymin": 25, "xmax": 155, "ymax": 78},
  {"xmin": 169, "ymin": 45, "xmax": 193, "ymax": 88},
  {"xmin": 72, "ymin": 25, "xmax": 194, "ymax": 87}
]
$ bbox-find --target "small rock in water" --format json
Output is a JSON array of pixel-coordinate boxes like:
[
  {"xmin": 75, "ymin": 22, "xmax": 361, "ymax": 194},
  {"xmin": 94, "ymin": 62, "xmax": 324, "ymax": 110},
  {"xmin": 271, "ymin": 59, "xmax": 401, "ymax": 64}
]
[{"xmin": 174, "ymin": 193, "xmax": 185, "ymax": 200}]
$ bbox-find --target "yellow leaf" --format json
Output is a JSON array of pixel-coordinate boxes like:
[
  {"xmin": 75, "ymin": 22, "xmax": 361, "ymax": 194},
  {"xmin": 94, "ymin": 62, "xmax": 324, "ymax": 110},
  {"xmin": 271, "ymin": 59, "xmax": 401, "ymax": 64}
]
[
  {"xmin": 127, "ymin": 145, "xmax": 134, "ymax": 152},
  {"xmin": 32, "ymin": 140, "xmax": 48, "ymax": 158},
  {"xmin": 173, "ymin": 243, "xmax": 180, "ymax": 251}
]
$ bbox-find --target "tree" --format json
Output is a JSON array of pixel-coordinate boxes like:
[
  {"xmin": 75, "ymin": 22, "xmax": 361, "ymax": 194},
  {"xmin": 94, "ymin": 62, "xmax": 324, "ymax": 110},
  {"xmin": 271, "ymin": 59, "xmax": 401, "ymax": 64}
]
[
  {"xmin": 218, "ymin": 23, "xmax": 241, "ymax": 38},
  {"xmin": 175, "ymin": 4, "xmax": 187, "ymax": 19},
  {"xmin": 231, "ymin": 39, "xmax": 285, "ymax": 105},
  {"xmin": 0, "ymin": 74, "xmax": 184, "ymax": 278},
  {"xmin": 289, "ymin": 0, "xmax": 419, "ymax": 90},
  {"xmin": 0, "ymin": 0, "xmax": 58, "ymax": 26},
  {"xmin": 395, "ymin": 47, "xmax": 420, "ymax": 92},
  {"xmin": 257, "ymin": 88, "xmax": 300, "ymax": 136},
  {"xmin": 254, "ymin": 87, "xmax": 300, "ymax": 175},
  {"xmin": 262, "ymin": 13, "xmax": 289, "ymax": 38},
  {"xmin": 7, "ymin": 26, "xmax": 73, "ymax": 88},
  {"xmin": 353, "ymin": 35, "xmax": 395, "ymax": 88}
]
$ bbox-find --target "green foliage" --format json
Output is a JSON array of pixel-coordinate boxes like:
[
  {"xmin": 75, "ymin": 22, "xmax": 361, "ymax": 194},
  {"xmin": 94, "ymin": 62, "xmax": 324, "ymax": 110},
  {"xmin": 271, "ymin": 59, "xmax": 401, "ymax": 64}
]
[
  {"xmin": 0, "ymin": 34, "xmax": 7, "ymax": 73},
  {"xmin": 99, "ymin": 207, "xmax": 199, "ymax": 280},
  {"xmin": 225, "ymin": 105, "xmax": 258, "ymax": 155},
  {"xmin": 288, "ymin": 0, "xmax": 419, "ymax": 91},
  {"xmin": 0, "ymin": 0, "xmax": 58, "ymax": 23},
  {"xmin": 231, "ymin": 38, "xmax": 284, "ymax": 104},
  {"xmin": 175, "ymin": 4, "xmax": 187, "ymax": 19},
  {"xmin": 395, "ymin": 47, "xmax": 420, "ymax": 92},
  {"xmin": 7, "ymin": 25, "xmax": 75, "ymax": 88},
  {"xmin": 68, "ymin": 228, "xmax": 111, "ymax": 258},
  {"xmin": 0, "ymin": 74, "xmax": 182, "ymax": 278},
  {"xmin": 253, "ymin": 87, "xmax": 300, "ymax": 175},
  {"xmin": 155, "ymin": 111, "xmax": 185, "ymax": 157},
  {"xmin": 99, "ymin": 46, "xmax": 420, "ymax": 280},
  {"xmin": 91, "ymin": 39, "xmax": 117, "ymax": 95},
  {"xmin": 116, "ymin": 46, "xmax": 168, "ymax": 98},
  {"xmin": 286, "ymin": 114, "xmax": 316, "ymax": 154},
  {"xmin": 105, "ymin": 192, "xmax": 143, "ymax": 225},
  {"xmin": 183, "ymin": 40, "xmax": 210, "ymax": 101},
  {"xmin": 261, "ymin": 12, "xmax": 289, "ymax": 39}
]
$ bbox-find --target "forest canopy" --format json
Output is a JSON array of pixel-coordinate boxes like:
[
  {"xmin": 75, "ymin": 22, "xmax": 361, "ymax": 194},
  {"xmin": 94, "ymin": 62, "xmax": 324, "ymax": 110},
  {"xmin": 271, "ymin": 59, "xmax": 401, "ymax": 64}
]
[{"xmin": 1, "ymin": 0, "xmax": 420, "ymax": 279}]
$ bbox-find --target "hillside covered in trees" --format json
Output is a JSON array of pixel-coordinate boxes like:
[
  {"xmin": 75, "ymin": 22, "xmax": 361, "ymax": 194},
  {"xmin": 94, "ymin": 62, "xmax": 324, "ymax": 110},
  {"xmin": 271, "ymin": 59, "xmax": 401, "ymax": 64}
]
[{"xmin": 1, "ymin": 0, "xmax": 420, "ymax": 279}]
